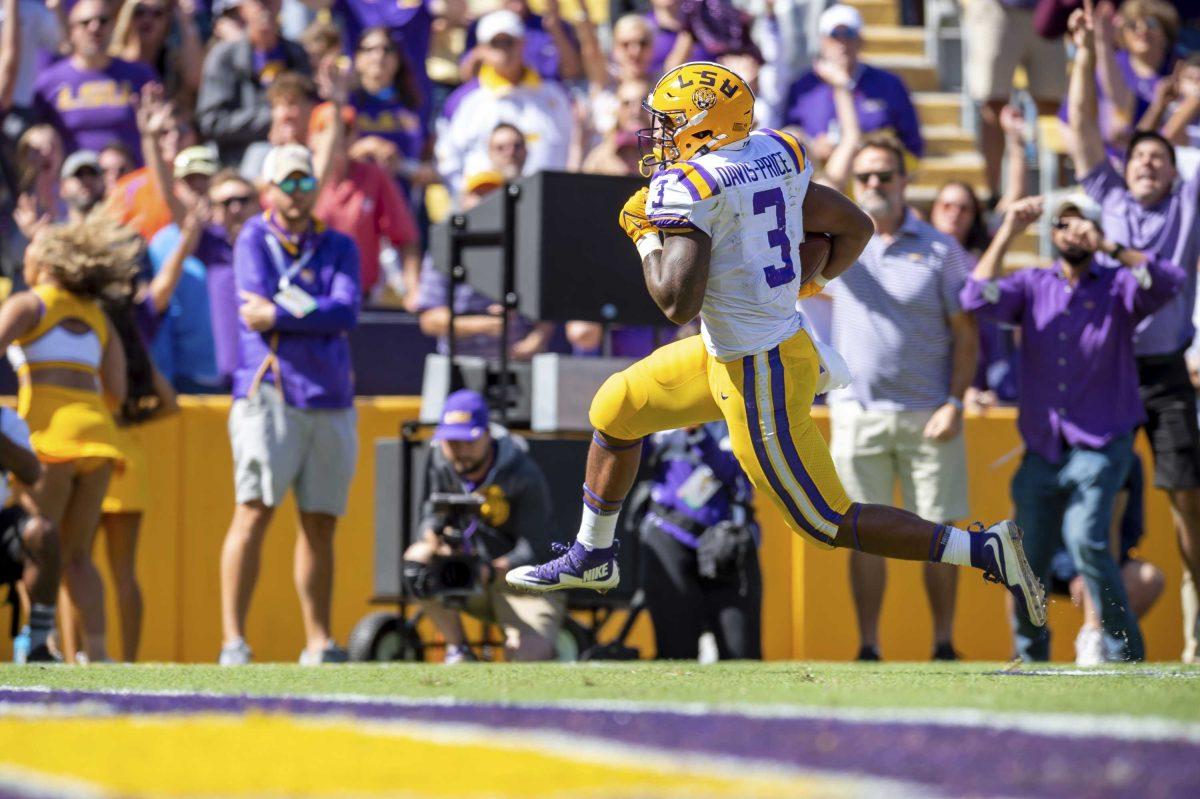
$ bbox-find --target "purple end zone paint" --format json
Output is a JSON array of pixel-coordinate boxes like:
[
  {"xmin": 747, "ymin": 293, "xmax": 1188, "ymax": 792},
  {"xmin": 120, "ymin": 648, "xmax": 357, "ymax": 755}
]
[{"xmin": 1, "ymin": 689, "xmax": 1197, "ymax": 799}]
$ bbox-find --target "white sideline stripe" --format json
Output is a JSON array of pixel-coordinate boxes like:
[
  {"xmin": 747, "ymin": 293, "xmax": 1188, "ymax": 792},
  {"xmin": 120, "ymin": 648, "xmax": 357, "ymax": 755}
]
[
  {"xmin": 319, "ymin": 715, "xmax": 944, "ymax": 799},
  {"xmin": 6, "ymin": 684, "xmax": 1200, "ymax": 744},
  {"xmin": 0, "ymin": 766, "xmax": 109, "ymax": 799}
]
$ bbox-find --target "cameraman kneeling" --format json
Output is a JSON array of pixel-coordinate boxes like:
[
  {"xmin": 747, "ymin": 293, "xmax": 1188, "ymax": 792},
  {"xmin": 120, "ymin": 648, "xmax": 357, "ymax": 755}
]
[
  {"xmin": 405, "ymin": 390, "xmax": 565, "ymax": 663},
  {"xmin": 637, "ymin": 422, "xmax": 763, "ymax": 660}
]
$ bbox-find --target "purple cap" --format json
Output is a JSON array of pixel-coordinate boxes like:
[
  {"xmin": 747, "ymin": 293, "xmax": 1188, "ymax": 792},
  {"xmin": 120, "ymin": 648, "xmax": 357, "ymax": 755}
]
[{"xmin": 432, "ymin": 390, "xmax": 490, "ymax": 441}]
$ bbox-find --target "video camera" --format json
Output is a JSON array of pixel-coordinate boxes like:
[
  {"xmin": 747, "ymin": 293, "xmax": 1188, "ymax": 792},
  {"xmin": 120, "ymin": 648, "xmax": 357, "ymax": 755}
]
[{"xmin": 403, "ymin": 493, "xmax": 488, "ymax": 604}]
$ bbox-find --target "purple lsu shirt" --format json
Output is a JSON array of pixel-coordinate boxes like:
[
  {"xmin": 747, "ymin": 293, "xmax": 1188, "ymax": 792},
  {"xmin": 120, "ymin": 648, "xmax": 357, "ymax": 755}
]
[
  {"xmin": 32, "ymin": 57, "xmax": 157, "ymax": 164},
  {"xmin": 232, "ymin": 215, "xmax": 361, "ymax": 409},
  {"xmin": 1082, "ymin": 160, "xmax": 1200, "ymax": 357},
  {"xmin": 960, "ymin": 257, "xmax": 1184, "ymax": 463},
  {"xmin": 782, "ymin": 64, "xmax": 924, "ymax": 157}
]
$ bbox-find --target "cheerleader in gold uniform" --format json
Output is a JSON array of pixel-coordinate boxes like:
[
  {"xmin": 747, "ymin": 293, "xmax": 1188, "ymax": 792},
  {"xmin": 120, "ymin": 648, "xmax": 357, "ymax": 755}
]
[{"xmin": 0, "ymin": 218, "xmax": 135, "ymax": 662}]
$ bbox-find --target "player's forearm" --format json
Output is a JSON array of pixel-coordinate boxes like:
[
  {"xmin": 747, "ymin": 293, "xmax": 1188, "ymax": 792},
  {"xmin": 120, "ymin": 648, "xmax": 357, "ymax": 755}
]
[{"xmin": 644, "ymin": 233, "xmax": 709, "ymax": 325}]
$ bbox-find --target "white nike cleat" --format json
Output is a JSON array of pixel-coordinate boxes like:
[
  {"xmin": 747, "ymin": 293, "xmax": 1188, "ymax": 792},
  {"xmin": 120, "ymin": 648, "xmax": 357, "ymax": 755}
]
[{"xmin": 971, "ymin": 521, "xmax": 1048, "ymax": 628}]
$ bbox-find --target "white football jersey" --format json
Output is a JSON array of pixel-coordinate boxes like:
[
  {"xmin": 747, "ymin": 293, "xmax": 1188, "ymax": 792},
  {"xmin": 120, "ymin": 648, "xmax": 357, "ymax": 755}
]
[{"xmin": 646, "ymin": 128, "xmax": 813, "ymax": 362}]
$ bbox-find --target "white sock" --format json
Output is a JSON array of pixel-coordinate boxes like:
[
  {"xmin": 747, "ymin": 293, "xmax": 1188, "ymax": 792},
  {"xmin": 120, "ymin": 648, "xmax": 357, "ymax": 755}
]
[
  {"xmin": 577, "ymin": 505, "xmax": 618, "ymax": 550},
  {"xmin": 938, "ymin": 526, "xmax": 973, "ymax": 567}
]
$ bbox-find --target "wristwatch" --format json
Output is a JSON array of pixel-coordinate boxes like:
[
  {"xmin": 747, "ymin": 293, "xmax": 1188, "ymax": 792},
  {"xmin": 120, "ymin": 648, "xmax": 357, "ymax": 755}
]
[
  {"xmin": 945, "ymin": 396, "xmax": 964, "ymax": 411},
  {"xmin": 1106, "ymin": 242, "xmax": 1125, "ymax": 259}
]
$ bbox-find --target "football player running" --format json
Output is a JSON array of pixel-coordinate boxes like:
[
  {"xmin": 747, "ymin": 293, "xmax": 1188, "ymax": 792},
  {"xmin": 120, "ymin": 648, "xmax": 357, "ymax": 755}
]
[{"xmin": 506, "ymin": 62, "xmax": 1046, "ymax": 629}]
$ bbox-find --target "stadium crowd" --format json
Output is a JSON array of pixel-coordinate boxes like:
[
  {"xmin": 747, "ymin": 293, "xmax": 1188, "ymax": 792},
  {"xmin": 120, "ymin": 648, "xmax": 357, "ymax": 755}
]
[{"xmin": 0, "ymin": 0, "xmax": 1197, "ymax": 666}]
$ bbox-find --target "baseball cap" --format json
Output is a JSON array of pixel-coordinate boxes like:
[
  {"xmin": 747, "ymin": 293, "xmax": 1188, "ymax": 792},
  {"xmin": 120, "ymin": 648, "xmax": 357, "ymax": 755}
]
[
  {"xmin": 263, "ymin": 143, "xmax": 315, "ymax": 185},
  {"xmin": 61, "ymin": 150, "xmax": 100, "ymax": 180},
  {"xmin": 818, "ymin": 5, "xmax": 863, "ymax": 37},
  {"xmin": 173, "ymin": 145, "xmax": 218, "ymax": 179},
  {"xmin": 433, "ymin": 390, "xmax": 490, "ymax": 441},
  {"xmin": 212, "ymin": 0, "xmax": 243, "ymax": 16},
  {"xmin": 1050, "ymin": 191, "xmax": 1103, "ymax": 226},
  {"xmin": 477, "ymin": 9, "xmax": 525, "ymax": 44}
]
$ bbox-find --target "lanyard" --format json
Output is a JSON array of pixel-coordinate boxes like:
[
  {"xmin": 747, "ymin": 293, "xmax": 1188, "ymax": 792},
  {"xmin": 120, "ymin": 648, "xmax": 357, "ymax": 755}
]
[{"xmin": 264, "ymin": 233, "xmax": 316, "ymax": 289}]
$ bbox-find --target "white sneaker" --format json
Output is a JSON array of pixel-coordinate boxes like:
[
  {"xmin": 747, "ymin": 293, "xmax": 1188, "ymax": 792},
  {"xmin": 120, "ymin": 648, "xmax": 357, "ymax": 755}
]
[
  {"xmin": 443, "ymin": 644, "xmax": 477, "ymax": 665},
  {"xmin": 219, "ymin": 638, "xmax": 252, "ymax": 666},
  {"xmin": 1074, "ymin": 626, "xmax": 1105, "ymax": 667}
]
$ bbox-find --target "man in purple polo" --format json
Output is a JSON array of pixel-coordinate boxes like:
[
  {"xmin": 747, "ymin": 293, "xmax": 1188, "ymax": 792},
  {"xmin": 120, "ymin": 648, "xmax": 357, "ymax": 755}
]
[
  {"xmin": 218, "ymin": 144, "xmax": 360, "ymax": 667},
  {"xmin": 31, "ymin": 0, "xmax": 156, "ymax": 164},
  {"xmin": 1067, "ymin": 5, "xmax": 1200, "ymax": 661},
  {"xmin": 961, "ymin": 192, "xmax": 1184, "ymax": 662},
  {"xmin": 780, "ymin": 5, "xmax": 923, "ymax": 163}
]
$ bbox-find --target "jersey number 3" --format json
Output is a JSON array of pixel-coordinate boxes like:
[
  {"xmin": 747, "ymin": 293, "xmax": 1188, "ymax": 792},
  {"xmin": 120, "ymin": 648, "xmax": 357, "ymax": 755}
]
[{"xmin": 752, "ymin": 188, "xmax": 796, "ymax": 288}]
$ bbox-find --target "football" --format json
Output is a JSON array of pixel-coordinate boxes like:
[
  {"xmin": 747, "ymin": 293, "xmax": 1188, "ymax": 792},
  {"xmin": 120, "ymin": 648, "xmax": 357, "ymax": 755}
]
[{"xmin": 798, "ymin": 232, "xmax": 832, "ymax": 286}]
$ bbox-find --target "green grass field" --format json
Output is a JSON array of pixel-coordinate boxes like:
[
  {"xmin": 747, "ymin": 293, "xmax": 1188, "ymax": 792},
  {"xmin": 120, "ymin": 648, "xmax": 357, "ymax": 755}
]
[{"xmin": 3, "ymin": 661, "xmax": 1199, "ymax": 720}]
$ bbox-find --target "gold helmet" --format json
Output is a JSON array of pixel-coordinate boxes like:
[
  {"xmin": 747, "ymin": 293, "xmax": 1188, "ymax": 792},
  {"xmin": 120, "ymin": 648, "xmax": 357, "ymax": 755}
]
[{"xmin": 639, "ymin": 61, "xmax": 755, "ymax": 176}]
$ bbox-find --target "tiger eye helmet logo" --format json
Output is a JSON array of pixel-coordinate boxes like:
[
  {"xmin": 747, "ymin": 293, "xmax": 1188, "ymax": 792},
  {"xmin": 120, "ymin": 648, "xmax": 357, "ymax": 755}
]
[{"xmin": 692, "ymin": 87, "xmax": 718, "ymax": 110}]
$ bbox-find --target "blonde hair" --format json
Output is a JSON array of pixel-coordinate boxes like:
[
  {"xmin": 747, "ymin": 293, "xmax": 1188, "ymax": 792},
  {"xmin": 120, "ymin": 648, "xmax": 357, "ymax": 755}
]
[
  {"xmin": 28, "ymin": 217, "xmax": 143, "ymax": 301},
  {"xmin": 1120, "ymin": 0, "xmax": 1180, "ymax": 46},
  {"xmin": 614, "ymin": 14, "xmax": 653, "ymax": 42}
]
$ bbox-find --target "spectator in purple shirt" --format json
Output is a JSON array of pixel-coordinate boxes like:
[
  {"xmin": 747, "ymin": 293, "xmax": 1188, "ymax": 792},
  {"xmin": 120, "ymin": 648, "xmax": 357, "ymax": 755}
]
[
  {"xmin": 646, "ymin": 0, "xmax": 711, "ymax": 75},
  {"xmin": 961, "ymin": 192, "xmax": 1184, "ymax": 662},
  {"xmin": 218, "ymin": 144, "xmax": 359, "ymax": 667},
  {"xmin": 1058, "ymin": 0, "xmax": 1178, "ymax": 159},
  {"xmin": 31, "ymin": 0, "xmax": 158, "ymax": 165},
  {"xmin": 1069, "ymin": 3, "xmax": 1200, "ymax": 661},
  {"xmin": 462, "ymin": 0, "xmax": 583, "ymax": 83},
  {"xmin": 781, "ymin": 5, "xmax": 923, "ymax": 162}
]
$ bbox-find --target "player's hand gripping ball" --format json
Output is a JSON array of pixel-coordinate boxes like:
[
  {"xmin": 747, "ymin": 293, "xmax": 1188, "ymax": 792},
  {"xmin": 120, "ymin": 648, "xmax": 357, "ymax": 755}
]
[
  {"xmin": 619, "ymin": 187, "xmax": 659, "ymax": 244},
  {"xmin": 797, "ymin": 232, "xmax": 833, "ymax": 298}
]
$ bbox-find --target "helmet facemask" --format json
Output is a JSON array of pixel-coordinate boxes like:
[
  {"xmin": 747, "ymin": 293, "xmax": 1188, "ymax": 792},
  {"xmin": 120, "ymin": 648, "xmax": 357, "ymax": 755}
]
[{"xmin": 637, "ymin": 103, "xmax": 683, "ymax": 177}]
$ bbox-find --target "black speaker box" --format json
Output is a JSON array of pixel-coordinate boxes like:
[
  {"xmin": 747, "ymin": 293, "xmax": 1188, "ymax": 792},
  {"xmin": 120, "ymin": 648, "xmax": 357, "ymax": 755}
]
[{"xmin": 429, "ymin": 170, "xmax": 666, "ymax": 326}]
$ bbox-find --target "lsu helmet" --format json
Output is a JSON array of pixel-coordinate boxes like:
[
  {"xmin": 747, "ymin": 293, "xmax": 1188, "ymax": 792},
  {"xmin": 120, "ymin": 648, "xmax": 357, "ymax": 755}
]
[{"xmin": 638, "ymin": 61, "xmax": 755, "ymax": 176}]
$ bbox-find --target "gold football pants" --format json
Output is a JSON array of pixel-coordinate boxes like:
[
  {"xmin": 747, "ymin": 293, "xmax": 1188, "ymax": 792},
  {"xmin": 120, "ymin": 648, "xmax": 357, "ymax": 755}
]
[{"xmin": 589, "ymin": 330, "xmax": 850, "ymax": 546}]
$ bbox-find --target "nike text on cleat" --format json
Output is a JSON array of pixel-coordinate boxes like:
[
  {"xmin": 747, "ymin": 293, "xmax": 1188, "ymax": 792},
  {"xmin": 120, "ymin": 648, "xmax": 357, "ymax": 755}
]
[
  {"xmin": 506, "ymin": 541, "xmax": 620, "ymax": 593},
  {"xmin": 971, "ymin": 521, "xmax": 1048, "ymax": 628}
]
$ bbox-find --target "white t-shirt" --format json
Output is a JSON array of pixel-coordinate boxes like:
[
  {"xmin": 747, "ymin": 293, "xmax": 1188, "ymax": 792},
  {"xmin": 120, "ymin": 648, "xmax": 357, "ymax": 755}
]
[
  {"xmin": 646, "ymin": 129, "xmax": 813, "ymax": 362},
  {"xmin": 0, "ymin": 408, "xmax": 33, "ymax": 508}
]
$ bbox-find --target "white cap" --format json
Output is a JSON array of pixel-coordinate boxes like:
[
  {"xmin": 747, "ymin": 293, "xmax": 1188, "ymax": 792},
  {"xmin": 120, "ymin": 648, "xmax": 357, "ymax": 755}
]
[
  {"xmin": 60, "ymin": 149, "xmax": 100, "ymax": 179},
  {"xmin": 476, "ymin": 9, "xmax": 525, "ymax": 44},
  {"xmin": 818, "ymin": 5, "xmax": 864, "ymax": 37},
  {"xmin": 262, "ymin": 143, "xmax": 315, "ymax": 185},
  {"xmin": 1050, "ymin": 191, "xmax": 1103, "ymax": 226}
]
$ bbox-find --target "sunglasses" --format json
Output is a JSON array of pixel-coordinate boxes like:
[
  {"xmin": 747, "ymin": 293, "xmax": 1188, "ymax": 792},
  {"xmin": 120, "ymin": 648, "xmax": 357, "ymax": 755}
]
[
  {"xmin": 1124, "ymin": 17, "xmax": 1162, "ymax": 33},
  {"xmin": 215, "ymin": 194, "xmax": 255, "ymax": 209},
  {"xmin": 829, "ymin": 27, "xmax": 860, "ymax": 41},
  {"xmin": 72, "ymin": 15, "xmax": 111, "ymax": 28},
  {"xmin": 854, "ymin": 170, "xmax": 895, "ymax": 185},
  {"xmin": 72, "ymin": 166, "xmax": 101, "ymax": 179},
  {"xmin": 276, "ymin": 175, "xmax": 317, "ymax": 194}
]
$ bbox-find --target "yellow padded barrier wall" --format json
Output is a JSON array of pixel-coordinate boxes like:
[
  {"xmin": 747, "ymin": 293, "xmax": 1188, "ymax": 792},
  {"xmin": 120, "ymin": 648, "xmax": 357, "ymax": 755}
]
[{"xmin": 0, "ymin": 399, "xmax": 1185, "ymax": 662}]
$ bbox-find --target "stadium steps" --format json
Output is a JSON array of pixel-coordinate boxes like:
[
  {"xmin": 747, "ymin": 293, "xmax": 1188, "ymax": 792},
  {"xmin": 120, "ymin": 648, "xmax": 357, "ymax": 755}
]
[
  {"xmin": 914, "ymin": 93, "xmax": 964, "ymax": 127},
  {"xmin": 913, "ymin": 151, "xmax": 986, "ymax": 185},
  {"xmin": 861, "ymin": 54, "xmax": 940, "ymax": 92},
  {"xmin": 843, "ymin": 0, "xmax": 900, "ymax": 26},
  {"xmin": 922, "ymin": 125, "xmax": 976, "ymax": 156},
  {"xmin": 860, "ymin": 26, "xmax": 927, "ymax": 58}
]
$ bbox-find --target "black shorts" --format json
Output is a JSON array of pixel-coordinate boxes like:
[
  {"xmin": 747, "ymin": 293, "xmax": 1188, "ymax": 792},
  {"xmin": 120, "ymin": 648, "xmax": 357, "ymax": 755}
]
[
  {"xmin": 1137, "ymin": 350, "xmax": 1200, "ymax": 491},
  {"xmin": 0, "ymin": 505, "xmax": 29, "ymax": 585}
]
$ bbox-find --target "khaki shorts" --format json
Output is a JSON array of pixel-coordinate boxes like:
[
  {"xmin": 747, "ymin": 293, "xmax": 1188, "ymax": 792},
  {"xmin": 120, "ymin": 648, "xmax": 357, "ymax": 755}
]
[
  {"xmin": 464, "ymin": 581, "xmax": 567, "ymax": 660},
  {"xmin": 829, "ymin": 402, "xmax": 970, "ymax": 523},
  {"xmin": 229, "ymin": 384, "xmax": 357, "ymax": 515},
  {"xmin": 965, "ymin": 0, "xmax": 1067, "ymax": 102}
]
